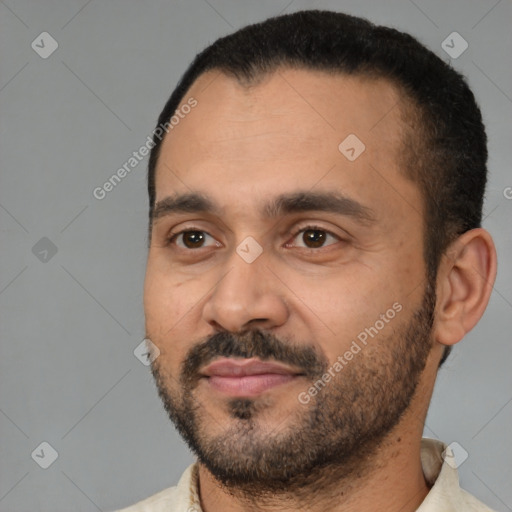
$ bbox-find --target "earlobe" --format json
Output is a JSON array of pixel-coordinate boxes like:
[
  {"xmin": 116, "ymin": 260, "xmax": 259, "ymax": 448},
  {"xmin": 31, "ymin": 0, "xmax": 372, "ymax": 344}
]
[{"xmin": 433, "ymin": 228, "xmax": 497, "ymax": 347}]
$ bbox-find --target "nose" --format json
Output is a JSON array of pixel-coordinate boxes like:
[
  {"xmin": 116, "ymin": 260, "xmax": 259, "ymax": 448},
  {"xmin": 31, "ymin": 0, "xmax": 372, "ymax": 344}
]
[{"xmin": 202, "ymin": 251, "xmax": 289, "ymax": 333}]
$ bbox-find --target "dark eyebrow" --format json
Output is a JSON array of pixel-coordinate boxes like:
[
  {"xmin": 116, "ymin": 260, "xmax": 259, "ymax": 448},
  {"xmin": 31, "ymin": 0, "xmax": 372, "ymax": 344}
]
[
  {"xmin": 152, "ymin": 193, "xmax": 219, "ymax": 221},
  {"xmin": 263, "ymin": 191, "xmax": 376, "ymax": 225},
  {"xmin": 151, "ymin": 191, "xmax": 376, "ymax": 225}
]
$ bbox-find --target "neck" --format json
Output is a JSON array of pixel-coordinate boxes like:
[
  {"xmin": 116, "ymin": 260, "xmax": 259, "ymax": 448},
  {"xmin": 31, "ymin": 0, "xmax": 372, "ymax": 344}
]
[{"xmin": 197, "ymin": 430, "xmax": 429, "ymax": 512}]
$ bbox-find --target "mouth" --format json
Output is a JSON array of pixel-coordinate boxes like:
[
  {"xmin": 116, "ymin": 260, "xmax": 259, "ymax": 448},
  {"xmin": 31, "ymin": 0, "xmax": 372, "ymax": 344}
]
[{"xmin": 199, "ymin": 357, "xmax": 306, "ymax": 397}]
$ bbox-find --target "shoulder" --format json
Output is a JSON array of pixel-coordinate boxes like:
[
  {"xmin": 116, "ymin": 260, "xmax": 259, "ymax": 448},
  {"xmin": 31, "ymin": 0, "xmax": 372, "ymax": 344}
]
[
  {"xmin": 419, "ymin": 439, "xmax": 496, "ymax": 512},
  {"xmin": 457, "ymin": 488, "xmax": 496, "ymax": 512},
  {"xmin": 113, "ymin": 463, "xmax": 198, "ymax": 512},
  {"xmin": 115, "ymin": 485, "xmax": 180, "ymax": 512}
]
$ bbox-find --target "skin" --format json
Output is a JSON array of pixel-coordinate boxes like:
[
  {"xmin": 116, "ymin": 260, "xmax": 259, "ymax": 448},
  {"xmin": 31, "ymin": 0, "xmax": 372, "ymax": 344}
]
[{"xmin": 143, "ymin": 68, "xmax": 497, "ymax": 512}]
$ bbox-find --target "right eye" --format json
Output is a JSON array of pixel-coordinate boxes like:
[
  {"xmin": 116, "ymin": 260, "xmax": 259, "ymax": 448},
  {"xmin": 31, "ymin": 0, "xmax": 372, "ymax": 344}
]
[{"xmin": 167, "ymin": 229, "xmax": 220, "ymax": 250}]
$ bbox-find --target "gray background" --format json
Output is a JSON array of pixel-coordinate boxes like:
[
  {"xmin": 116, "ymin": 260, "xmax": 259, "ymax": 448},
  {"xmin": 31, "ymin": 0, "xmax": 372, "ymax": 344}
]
[{"xmin": 1, "ymin": 1, "xmax": 511, "ymax": 511}]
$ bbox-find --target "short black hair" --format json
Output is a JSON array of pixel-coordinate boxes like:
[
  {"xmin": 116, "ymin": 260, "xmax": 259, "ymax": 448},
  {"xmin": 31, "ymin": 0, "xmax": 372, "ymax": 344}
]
[{"xmin": 147, "ymin": 10, "xmax": 489, "ymax": 366}]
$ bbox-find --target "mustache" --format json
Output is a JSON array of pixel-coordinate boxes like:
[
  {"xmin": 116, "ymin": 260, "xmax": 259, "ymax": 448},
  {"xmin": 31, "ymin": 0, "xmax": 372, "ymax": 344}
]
[{"xmin": 181, "ymin": 330, "xmax": 328, "ymax": 386}]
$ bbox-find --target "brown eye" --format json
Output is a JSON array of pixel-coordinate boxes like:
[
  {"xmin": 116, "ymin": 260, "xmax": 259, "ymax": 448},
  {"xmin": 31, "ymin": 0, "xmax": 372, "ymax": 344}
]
[
  {"xmin": 182, "ymin": 231, "xmax": 206, "ymax": 248},
  {"xmin": 303, "ymin": 229, "xmax": 327, "ymax": 248},
  {"xmin": 169, "ymin": 230, "xmax": 218, "ymax": 249},
  {"xmin": 289, "ymin": 226, "xmax": 340, "ymax": 250}
]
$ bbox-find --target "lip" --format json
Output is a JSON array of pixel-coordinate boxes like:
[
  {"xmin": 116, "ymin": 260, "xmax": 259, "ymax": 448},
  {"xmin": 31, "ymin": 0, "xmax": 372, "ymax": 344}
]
[{"xmin": 200, "ymin": 358, "xmax": 304, "ymax": 397}]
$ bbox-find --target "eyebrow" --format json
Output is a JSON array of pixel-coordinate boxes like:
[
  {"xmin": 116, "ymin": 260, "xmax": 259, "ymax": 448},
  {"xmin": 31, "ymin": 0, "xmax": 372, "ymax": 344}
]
[{"xmin": 151, "ymin": 191, "xmax": 376, "ymax": 225}]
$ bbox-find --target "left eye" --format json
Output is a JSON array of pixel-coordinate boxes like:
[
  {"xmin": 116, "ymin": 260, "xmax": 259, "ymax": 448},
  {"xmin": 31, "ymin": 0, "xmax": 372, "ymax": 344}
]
[
  {"xmin": 170, "ymin": 230, "xmax": 218, "ymax": 249},
  {"xmin": 289, "ymin": 227, "xmax": 340, "ymax": 249}
]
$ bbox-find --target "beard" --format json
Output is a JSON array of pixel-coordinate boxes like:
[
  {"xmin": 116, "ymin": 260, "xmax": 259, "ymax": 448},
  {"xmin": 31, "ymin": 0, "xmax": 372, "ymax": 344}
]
[{"xmin": 150, "ymin": 282, "xmax": 435, "ymax": 497}]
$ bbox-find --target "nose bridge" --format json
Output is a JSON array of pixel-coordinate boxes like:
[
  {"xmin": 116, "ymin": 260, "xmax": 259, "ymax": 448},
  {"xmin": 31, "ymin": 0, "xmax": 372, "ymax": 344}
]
[{"xmin": 203, "ymin": 248, "xmax": 288, "ymax": 332}]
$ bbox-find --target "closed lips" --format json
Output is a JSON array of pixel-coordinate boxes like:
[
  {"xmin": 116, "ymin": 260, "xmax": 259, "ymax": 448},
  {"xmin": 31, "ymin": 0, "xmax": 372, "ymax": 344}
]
[
  {"xmin": 199, "ymin": 358, "xmax": 307, "ymax": 397},
  {"xmin": 200, "ymin": 358, "xmax": 305, "ymax": 377}
]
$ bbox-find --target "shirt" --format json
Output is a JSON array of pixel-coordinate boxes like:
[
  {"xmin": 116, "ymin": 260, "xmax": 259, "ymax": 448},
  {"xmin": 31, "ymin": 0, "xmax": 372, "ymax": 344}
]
[{"xmin": 114, "ymin": 438, "xmax": 495, "ymax": 511}]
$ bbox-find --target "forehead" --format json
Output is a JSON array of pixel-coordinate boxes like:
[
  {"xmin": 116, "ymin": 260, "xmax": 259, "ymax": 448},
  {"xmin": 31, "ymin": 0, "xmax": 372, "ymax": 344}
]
[
  {"xmin": 162, "ymin": 68, "xmax": 405, "ymax": 158},
  {"xmin": 154, "ymin": 68, "xmax": 421, "ymax": 226}
]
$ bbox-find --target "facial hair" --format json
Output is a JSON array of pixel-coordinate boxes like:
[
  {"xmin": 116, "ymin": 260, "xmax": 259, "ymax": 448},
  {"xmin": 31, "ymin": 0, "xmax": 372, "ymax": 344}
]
[{"xmin": 150, "ymin": 282, "xmax": 435, "ymax": 498}]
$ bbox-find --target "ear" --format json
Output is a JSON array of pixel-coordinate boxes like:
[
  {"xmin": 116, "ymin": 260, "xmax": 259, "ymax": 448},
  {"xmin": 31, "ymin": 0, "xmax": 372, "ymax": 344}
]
[{"xmin": 434, "ymin": 228, "xmax": 497, "ymax": 346}]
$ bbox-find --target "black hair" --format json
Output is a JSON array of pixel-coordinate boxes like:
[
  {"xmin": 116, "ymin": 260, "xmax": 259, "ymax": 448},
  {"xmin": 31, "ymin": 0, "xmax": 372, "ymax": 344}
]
[{"xmin": 147, "ymin": 10, "xmax": 489, "ymax": 367}]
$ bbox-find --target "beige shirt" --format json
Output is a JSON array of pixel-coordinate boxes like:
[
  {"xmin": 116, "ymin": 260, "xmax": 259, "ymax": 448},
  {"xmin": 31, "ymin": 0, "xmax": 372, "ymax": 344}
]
[{"xmin": 115, "ymin": 438, "xmax": 495, "ymax": 511}]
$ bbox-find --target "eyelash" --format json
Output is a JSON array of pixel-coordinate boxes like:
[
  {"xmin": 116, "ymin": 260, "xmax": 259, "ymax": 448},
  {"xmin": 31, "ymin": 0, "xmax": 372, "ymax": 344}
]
[{"xmin": 165, "ymin": 225, "xmax": 342, "ymax": 251}]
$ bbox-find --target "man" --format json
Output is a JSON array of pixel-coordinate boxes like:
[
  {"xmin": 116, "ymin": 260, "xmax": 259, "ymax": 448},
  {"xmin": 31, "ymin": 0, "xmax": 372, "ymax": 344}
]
[{"xmin": 118, "ymin": 9, "xmax": 497, "ymax": 512}]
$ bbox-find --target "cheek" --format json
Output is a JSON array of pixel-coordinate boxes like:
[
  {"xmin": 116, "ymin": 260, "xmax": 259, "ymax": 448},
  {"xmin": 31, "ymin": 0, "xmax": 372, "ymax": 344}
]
[
  {"xmin": 289, "ymin": 266, "xmax": 407, "ymax": 362},
  {"xmin": 144, "ymin": 257, "xmax": 192, "ymax": 323},
  {"xmin": 285, "ymin": 272, "xmax": 367, "ymax": 349},
  {"xmin": 143, "ymin": 283, "xmax": 188, "ymax": 374},
  {"xmin": 143, "ymin": 263, "xmax": 209, "ymax": 363}
]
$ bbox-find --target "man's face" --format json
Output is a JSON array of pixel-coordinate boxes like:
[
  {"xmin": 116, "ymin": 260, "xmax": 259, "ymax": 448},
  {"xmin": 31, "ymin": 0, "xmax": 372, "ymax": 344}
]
[{"xmin": 144, "ymin": 69, "xmax": 435, "ymax": 490}]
